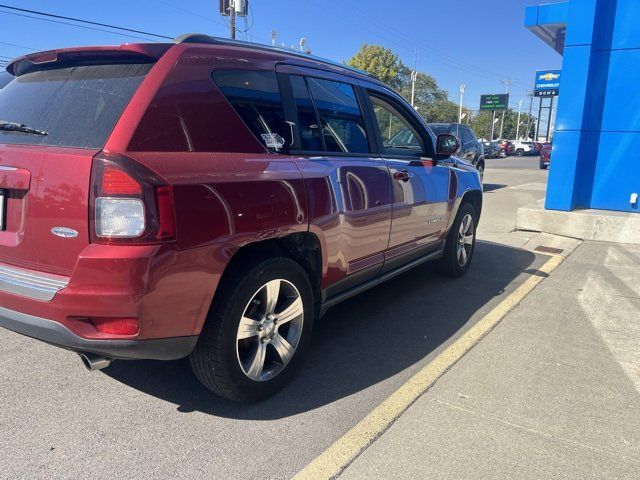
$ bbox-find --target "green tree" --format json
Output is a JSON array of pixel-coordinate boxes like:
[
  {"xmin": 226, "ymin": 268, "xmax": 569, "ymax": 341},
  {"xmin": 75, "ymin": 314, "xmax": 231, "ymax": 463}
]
[
  {"xmin": 347, "ymin": 43, "xmax": 481, "ymax": 126},
  {"xmin": 347, "ymin": 44, "xmax": 403, "ymax": 89},
  {"xmin": 470, "ymin": 109, "xmax": 536, "ymax": 140}
]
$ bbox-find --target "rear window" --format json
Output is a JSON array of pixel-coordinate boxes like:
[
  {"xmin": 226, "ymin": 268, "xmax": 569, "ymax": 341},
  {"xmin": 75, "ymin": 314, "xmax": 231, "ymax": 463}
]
[
  {"xmin": 0, "ymin": 63, "xmax": 151, "ymax": 149},
  {"xmin": 429, "ymin": 124, "xmax": 453, "ymax": 136}
]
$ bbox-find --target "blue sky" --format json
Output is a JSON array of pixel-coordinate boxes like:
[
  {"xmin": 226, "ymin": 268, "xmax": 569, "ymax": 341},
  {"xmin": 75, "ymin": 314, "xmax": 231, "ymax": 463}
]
[{"xmin": 0, "ymin": 0, "xmax": 561, "ymax": 111}]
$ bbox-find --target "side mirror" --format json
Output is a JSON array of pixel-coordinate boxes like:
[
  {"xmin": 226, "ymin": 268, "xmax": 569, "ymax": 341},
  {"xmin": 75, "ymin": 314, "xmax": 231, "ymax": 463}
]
[{"xmin": 436, "ymin": 134, "xmax": 459, "ymax": 156}]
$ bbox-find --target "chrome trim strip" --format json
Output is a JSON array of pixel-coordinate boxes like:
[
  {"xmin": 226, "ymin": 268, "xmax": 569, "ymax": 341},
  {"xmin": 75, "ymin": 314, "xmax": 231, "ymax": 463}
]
[{"xmin": 0, "ymin": 264, "xmax": 69, "ymax": 301}]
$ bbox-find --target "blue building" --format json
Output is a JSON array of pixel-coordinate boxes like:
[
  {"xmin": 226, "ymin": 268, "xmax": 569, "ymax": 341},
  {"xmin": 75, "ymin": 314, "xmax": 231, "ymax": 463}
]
[{"xmin": 525, "ymin": 0, "xmax": 640, "ymax": 213}]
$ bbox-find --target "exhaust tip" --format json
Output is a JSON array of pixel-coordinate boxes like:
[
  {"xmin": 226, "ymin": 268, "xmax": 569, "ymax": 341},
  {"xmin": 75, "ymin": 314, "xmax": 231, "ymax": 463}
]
[{"xmin": 79, "ymin": 353, "xmax": 112, "ymax": 371}]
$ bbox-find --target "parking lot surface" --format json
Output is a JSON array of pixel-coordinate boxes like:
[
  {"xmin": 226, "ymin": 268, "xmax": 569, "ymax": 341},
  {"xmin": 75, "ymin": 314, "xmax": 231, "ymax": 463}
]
[{"xmin": 1, "ymin": 156, "xmax": 553, "ymax": 479}]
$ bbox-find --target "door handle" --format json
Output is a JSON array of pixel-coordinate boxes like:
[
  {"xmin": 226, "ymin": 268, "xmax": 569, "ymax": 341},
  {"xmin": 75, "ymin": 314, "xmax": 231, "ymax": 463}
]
[{"xmin": 393, "ymin": 169, "xmax": 413, "ymax": 182}]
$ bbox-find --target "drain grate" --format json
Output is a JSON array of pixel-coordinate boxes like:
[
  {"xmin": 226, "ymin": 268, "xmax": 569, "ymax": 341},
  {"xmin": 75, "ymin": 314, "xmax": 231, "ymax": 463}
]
[{"xmin": 534, "ymin": 245, "xmax": 564, "ymax": 255}]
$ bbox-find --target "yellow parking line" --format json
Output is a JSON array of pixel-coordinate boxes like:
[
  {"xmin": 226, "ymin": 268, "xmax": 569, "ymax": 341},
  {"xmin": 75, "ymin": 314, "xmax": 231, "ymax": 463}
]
[{"xmin": 294, "ymin": 254, "xmax": 564, "ymax": 480}]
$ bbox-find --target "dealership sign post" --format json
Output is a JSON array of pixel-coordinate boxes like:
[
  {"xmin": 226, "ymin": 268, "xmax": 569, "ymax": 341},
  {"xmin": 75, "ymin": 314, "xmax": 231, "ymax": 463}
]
[
  {"xmin": 480, "ymin": 94, "xmax": 509, "ymax": 140},
  {"xmin": 534, "ymin": 70, "xmax": 560, "ymax": 141}
]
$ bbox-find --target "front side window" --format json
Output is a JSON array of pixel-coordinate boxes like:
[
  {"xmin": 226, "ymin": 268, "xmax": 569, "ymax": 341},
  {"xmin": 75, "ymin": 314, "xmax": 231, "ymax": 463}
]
[
  {"xmin": 304, "ymin": 77, "xmax": 370, "ymax": 154},
  {"xmin": 212, "ymin": 70, "xmax": 290, "ymax": 152},
  {"xmin": 370, "ymin": 94, "xmax": 424, "ymax": 155}
]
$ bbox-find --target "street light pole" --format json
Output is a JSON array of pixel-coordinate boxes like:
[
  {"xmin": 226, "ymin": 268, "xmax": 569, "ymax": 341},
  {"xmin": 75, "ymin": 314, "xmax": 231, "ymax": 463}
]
[
  {"xmin": 410, "ymin": 70, "xmax": 418, "ymax": 107},
  {"xmin": 516, "ymin": 99, "xmax": 523, "ymax": 140},
  {"xmin": 458, "ymin": 84, "xmax": 466, "ymax": 123},
  {"xmin": 499, "ymin": 79, "xmax": 510, "ymax": 139}
]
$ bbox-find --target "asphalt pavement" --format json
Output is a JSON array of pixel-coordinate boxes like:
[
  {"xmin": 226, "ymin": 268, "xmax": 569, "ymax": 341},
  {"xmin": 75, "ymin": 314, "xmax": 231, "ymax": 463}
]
[{"xmin": 0, "ymin": 155, "xmax": 557, "ymax": 479}]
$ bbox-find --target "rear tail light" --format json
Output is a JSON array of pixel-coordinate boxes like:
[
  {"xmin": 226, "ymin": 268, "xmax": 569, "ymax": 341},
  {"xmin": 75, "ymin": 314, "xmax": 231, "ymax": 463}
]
[{"xmin": 90, "ymin": 152, "xmax": 176, "ymax": 244}]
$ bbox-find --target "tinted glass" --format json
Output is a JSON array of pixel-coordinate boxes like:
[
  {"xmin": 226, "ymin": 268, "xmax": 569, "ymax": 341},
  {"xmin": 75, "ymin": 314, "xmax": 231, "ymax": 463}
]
[
  {"xmin": 370, "ymin": 95, "xmax": 422, "ymax": 154},
  {"xmin": 0, "ymin": 63, "xmax": 151, "ymax": 148},
  {"xmin": 306, "ymin": 77, "xmax": 369, "ymax": 154},
  {"xmin": 461, "ymin": 127, "xmax": 475, "ymax": 143},
  {"xmin": 290, "ymin": 75, "xmax": 322, "ymax": 151},
  {"xmin": 429, "ymin": 124, "xmax": 452, "ymax": 136},
  {"xmin": 213, "ymin": 70, "xmax": 290, "ymax": 152}
]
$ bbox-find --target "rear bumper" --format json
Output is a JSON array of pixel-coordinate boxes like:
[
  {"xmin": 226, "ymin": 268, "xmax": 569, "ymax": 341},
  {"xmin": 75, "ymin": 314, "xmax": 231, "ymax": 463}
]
[{"xmin": 0, "ymin": 304, "xmax": 198, "ymax": 360}]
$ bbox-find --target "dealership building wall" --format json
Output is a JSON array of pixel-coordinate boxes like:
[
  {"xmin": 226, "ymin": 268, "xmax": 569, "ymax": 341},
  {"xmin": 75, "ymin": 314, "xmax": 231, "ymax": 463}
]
[{"xmin": 526, "ymin": 0, "xmax": 640, "ymax": 214}]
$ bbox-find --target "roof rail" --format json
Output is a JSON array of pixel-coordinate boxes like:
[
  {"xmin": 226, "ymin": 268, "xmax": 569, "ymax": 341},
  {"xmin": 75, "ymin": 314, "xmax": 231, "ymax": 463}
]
[{"xmin": 173, "ymin": 33, "xmax": 371, "ymax": 78}]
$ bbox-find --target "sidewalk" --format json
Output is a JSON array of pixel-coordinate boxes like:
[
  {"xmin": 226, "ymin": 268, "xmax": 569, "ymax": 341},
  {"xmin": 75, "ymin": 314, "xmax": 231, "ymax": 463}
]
[{"xmin": 341, "ymin": 241, "xmax": 640, "ymax": 479}]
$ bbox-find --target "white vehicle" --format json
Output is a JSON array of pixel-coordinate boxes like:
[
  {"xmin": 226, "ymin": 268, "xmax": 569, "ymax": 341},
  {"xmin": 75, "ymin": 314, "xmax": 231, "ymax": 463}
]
[{"xmin": 513, "ymin": 141, "xmax": 536, "ymax": 156}]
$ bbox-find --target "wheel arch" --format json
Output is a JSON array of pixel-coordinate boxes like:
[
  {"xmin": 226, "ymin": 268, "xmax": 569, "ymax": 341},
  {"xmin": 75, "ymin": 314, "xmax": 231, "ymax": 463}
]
[
  {"xmin": 210, "ymin": 233, "xmax": 324, "ymax": 324},
  {"xmin": 462, "ymin": 189, "xmax": 483, "ymax": 220}
]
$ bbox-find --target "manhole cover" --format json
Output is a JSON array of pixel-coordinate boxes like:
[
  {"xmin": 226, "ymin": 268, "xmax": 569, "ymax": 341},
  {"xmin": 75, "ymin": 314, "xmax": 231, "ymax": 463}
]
[{"xmin": 534, "ymin": 246, "xmax": 564, "ymax": 255}]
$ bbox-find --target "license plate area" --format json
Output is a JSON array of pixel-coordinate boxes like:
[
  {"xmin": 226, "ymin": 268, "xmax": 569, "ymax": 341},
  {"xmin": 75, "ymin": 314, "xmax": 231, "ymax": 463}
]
[{"xmin": 0, "ymin": 189, "xmax": 5, "ymax": 231}]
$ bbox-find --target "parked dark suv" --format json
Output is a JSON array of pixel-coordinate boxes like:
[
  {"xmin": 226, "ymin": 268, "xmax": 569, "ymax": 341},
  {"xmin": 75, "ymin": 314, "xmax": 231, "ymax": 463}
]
[
  {"xmin": 428, "ymin": 123, "xmax": 485, "ymax": 180},
  {"xmin": 0, "ymin": 35, "xmax": 482, "ymax": 401}
]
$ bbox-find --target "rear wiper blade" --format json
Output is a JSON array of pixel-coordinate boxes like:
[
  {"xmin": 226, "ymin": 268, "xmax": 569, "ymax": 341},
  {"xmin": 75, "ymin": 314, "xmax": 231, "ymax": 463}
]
[{"xmin": 0, "ymin": 121, "xmax": 48, "ymax": 136}]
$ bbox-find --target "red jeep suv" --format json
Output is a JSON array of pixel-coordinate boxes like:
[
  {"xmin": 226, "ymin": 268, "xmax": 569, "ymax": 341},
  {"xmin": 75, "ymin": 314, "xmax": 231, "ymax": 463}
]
[{"xmin": 0, "ymin": 35, "xmax": 482, "ymax": 401}]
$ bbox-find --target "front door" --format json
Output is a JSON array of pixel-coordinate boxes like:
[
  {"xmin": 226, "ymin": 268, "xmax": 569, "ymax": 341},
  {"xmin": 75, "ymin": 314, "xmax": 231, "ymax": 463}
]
[
  {"xmin": 365, "ymin": 89, "xmax": 452, "ymax": 269},
  {"xmin": 278, "ymin": 69, "xmax": 393, "ymax": 298}
]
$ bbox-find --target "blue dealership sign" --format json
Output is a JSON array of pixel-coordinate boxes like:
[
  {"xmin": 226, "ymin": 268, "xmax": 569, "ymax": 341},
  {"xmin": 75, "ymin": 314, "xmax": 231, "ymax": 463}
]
[{"xmin": 534, "ymin": 69, "xmax": 561, "ymax": 97}]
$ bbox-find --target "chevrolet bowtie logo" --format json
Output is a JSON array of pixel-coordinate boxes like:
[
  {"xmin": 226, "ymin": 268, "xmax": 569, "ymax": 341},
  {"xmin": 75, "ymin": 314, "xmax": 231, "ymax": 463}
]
[{"xmin": 539, "ymin": 73, "xmax": 560, "ymax": 81}]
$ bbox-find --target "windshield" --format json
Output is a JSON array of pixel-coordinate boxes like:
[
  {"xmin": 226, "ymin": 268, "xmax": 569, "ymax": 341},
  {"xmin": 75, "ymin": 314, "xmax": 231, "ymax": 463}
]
[{"xmin": 0, "ymin": 63, "xmax": 151, "ymax": 149}]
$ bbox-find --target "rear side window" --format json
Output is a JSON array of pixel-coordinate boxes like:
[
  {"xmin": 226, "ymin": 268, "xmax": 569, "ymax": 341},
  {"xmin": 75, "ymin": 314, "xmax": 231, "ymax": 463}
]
[
  {"xmin": 212, "ymin": 71, "xmax": 290, "ymax": 152},
  {"xmin": 305, "ymin": 77, "xmax": 369, "ymax": 154},
  {"xmin": 290, "ymin": 76, "xmax": 323, "ymax": 151},
  {"xmin": 461, "ymin": 127, "xmax": 475, "ymax": 143},
  {"xmin": 0, "ymin": 63, "xmax": 151, "ymax": 148}
]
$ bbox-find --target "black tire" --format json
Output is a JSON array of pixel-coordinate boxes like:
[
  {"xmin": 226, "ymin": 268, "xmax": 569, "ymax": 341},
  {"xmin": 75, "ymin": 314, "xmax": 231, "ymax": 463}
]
[
  {"xmin": 540, "ymin": 163, "xmax": 548, "ymax": 170},
  {"xmin": 434, "ymin": 203, "xmax": 477, "ymax": 278},
  {"xmin": 516, "ymin": 149, "xmax": 524, "ymax": 157},
  {"xmin": 190, "ymin": 257, "xmax": 314, "ymax": 402}
]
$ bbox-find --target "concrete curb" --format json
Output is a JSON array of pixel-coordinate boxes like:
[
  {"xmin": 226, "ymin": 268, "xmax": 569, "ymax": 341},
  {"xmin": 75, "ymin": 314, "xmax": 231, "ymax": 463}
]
[{"xmin": 517, "ymin": 206, "xmax": 640, "ymax": 245}]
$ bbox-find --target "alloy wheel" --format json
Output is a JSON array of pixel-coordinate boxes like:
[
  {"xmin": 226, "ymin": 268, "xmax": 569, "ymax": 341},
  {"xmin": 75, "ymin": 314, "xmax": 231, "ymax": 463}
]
[
  {"xmin": 456, "ymin": 214, "xmax": 474, "ymax": 267},
  {"xmin": 236, "ymin": 279, "xmax": 304, "ymax": 382}
]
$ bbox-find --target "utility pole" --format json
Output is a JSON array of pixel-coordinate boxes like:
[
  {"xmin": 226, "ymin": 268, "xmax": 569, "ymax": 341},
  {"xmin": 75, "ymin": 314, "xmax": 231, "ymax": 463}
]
[
  {"xmin": 458, "ymin": 84, "xmax": 466, "ymax": 123},
  {"xmin": 516, "ymin": 99, "xmax": 523, "ymax": 140},
  {"xmin": 229, "ymin": 0, "xmax": 236, "ymax": 39},
  {"xmin": 499, "ymin": 79, "xmax": 511, "ymax": 139},
  {"xmin": 526, "ymin": 89, "xmax": 534, "ymax": 139}
]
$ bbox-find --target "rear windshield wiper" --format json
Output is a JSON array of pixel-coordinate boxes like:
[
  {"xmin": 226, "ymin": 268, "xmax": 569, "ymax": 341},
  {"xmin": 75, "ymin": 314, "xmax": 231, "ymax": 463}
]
[{"xmin": 0, "ymin": 121, "xmax": 48, "ymax": 136}]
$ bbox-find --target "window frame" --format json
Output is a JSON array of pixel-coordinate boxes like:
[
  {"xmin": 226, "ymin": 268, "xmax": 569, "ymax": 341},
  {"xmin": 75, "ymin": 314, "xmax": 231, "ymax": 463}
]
[
  {"xmin": 277, "ymin": 70, "xmax": 377, "ymax": 158},
  {"xmin": 362, "ymin": 86, "xmax": 434, "ymax": 158},
  {"xmin": 212, "ymin": 68, "xmax": 292, "ymax": 154}
]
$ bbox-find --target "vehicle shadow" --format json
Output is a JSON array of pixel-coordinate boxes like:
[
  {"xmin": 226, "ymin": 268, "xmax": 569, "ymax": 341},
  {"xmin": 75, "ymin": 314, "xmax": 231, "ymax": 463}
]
[
  {"xmin": 104, "ymin": 240, "xmax": 539, "ymax": 419},
  {"xmin": 483, "ymin": 183, "xmax": 508, "ymax": 193}
]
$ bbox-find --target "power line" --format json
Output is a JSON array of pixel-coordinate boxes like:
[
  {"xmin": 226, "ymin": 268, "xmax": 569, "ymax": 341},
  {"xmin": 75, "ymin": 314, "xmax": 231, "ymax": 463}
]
[
  {"xmin": 0, "ymin": 4, "xmax": 172, "ymax": 40},
  {"xmin": 0, "ymin": 41, "xmax": 39, "ymax": 51},
  {"xmin": 0, "ymin": 10, "xmax": 163, "ymax": 42},
  {"xmin": 322, "ymin": 0, "xmax": 506, "ymax": 82}
]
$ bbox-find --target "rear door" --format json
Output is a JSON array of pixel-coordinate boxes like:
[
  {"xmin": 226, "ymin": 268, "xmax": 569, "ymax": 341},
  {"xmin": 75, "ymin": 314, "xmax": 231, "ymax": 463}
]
[
  {"xmin": 276, "ymin": 66, "xmax": 393, "ymax": 297},
  {"xmin": 0, "ymin": 61, "xmax": 152, "ymax": 275},
  {"xmin": 363, "ymin": 87, "xmax": 451, "ymax": 269}
]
